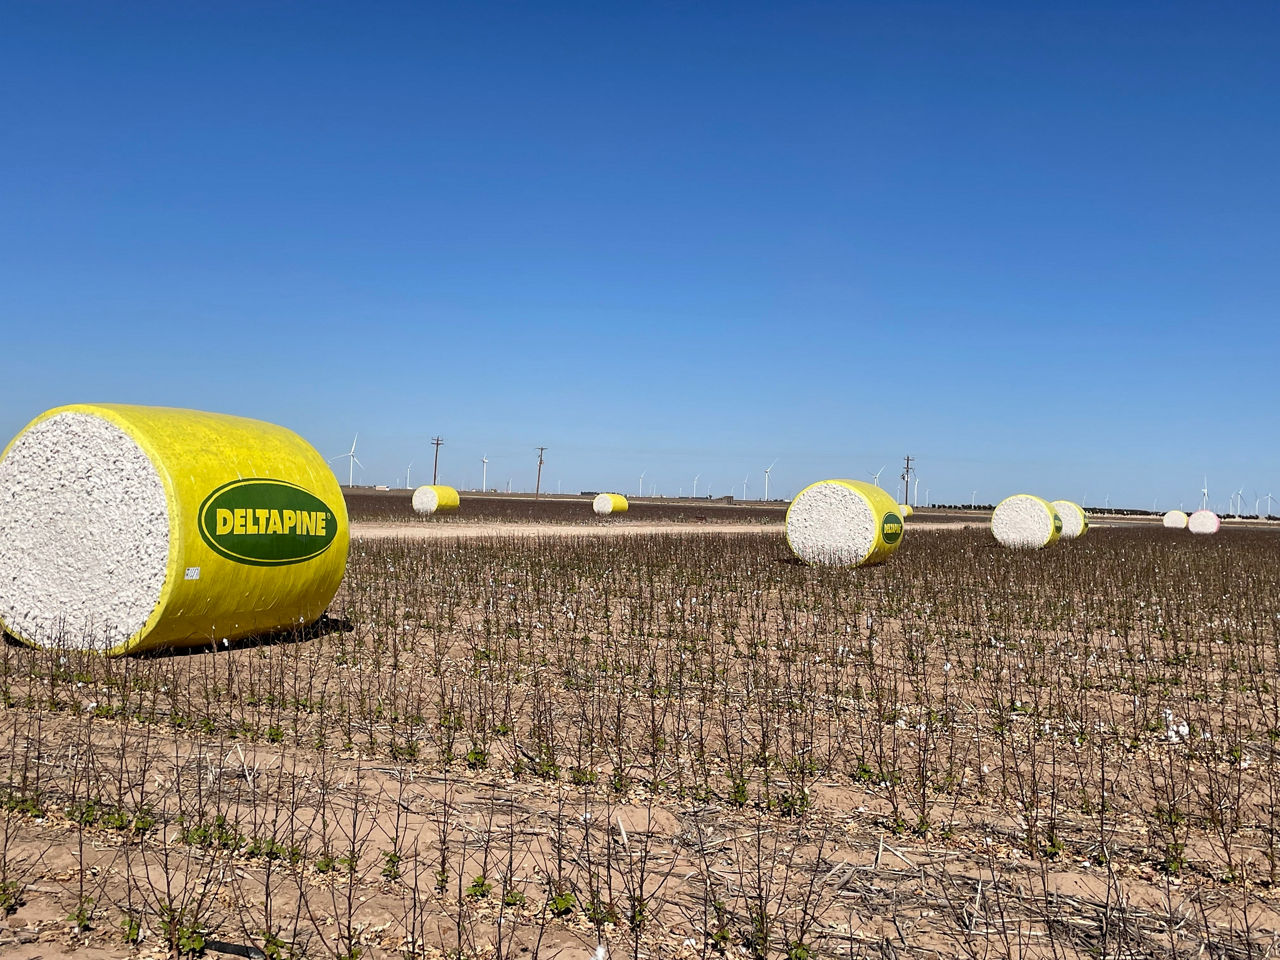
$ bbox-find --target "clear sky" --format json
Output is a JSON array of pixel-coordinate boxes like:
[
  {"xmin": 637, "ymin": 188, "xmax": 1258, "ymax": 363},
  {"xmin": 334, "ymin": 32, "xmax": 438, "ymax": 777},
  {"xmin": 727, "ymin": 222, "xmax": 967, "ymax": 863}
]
[{"xmin": 2, "ymin": 2, "xmax": 1277, "ymax": 511}]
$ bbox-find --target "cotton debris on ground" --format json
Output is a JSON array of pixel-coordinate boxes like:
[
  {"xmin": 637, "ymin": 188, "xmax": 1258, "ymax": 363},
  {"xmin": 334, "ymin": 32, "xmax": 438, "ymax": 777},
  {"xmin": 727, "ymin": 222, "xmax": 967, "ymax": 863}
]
[
  {"xmin": 1188, "ymin": 509, "xmax": 1221, "ymax": 535},
  {"xmin": 412, "ymin": 484, "xmax": 460, "ymax": 516},
  {"xmin": 593, "ymin": 493, "xmax": 628, "ymax": 516},
  {"xmin": 1051, "ymin": 499, "xmax": 1088, "ymax": 539},
  {"xmin": 1163, "ymin": 509, "xmax": 1189, "ymax": 529},
  {"xmin": 991, "ymin": 494, "xmax": 1063, "ymax": 549},
  {"xmin": 785, "ymin": 479, "xmax": 904, "ymax": 567}
]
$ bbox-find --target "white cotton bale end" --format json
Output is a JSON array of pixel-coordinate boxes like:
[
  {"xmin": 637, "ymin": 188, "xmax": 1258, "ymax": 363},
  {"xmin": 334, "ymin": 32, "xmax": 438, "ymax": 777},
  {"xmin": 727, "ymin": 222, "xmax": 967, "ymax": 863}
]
[
  {"xmin": 991, "ymin": 495, "xmax": 1063, "ymax": 549},
  {"xmin": 1188, "ymin": 510, "xmax": 1220, "ymax": 535},
  {"xmin": 0, "ymin": 404, "xmax": 348, "ymax": 656},
  {"xmin": 1050, "ymin": 500, "xmax": 1088, "ymax": 540},
  {"xmin": 785, "ymin": 479, "xmax": 905, "ymax": 567},
  {"xmin": 899, "ymin": 503, "xmax": 914, "ymax": 518},
  {"xmin": 411, "ymin": 485, "xmax": 460, "ymax": 516},
  {"xmin": 592, "ymin": 493, "xmax": 629, "ymax": 516},
  {"xmin": 1162, "ymin": 510, "xmax": 1189, "ymax": 529}
]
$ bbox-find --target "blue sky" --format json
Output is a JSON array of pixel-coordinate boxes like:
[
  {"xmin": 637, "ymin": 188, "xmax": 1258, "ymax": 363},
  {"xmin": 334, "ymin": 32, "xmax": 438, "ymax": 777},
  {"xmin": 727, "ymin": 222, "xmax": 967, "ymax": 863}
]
[{"xmin": 2, "ymin": 2, "xmax": 1277, "ymax": 510}]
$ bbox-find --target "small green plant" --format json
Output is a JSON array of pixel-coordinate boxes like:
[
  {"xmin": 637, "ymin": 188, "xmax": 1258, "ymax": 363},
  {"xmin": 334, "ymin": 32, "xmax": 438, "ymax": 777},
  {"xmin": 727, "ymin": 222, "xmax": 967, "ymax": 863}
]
[
  {"xmin": 68, "ymin": 894, "xmax": 95, "ymax": 931},
  {"xmin": 121, "ymin": 912, "xmax": 143, "ymax": 944},
  {"xmin": 465, "ymin": 874, "xmax": 492, "ymax": 899},
  {"xmin": 464, "ymin": 745, "xmax": 488, "ymax": 770},
  {"xmin": 381, "ymin": 850, "xmax": 402, "ymax": 881},
  {"xmin": 502, "ymin": 887, "xmax": 526, "ymax": 908},
  {"xmin": 0, "ymin": 879, "xmax": 24, "ymax": 916},
  {"xmin": 548, "ymin": 890, "xmax": 576, "ymax": 917}
]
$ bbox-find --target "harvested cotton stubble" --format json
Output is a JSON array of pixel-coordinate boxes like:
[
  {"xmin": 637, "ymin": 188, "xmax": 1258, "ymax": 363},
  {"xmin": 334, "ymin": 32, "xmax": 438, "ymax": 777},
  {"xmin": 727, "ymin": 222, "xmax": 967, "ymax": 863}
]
[
  {"xmin": 1188, "ymin": 510, "xmax": 1221, "ymax": 535},
  {"xmin": 0, "ymin": 403, "xmax": 348, "ymax": 656},
  {"xmin": 785, "ymin": 479, "xmax": 904, "ymax": 567},
  {"xmin": 1162, "ymin": 510, "xmax": 1189, "ymax": 529},
  {"xmin": 991, "ymin": 494, "xmax": 1063, "ymax": 549},
  {"xmin": 593, "ymin": 493, "xmax": 629, "ymax": 516},
  {"xmin": 1051, "ymin": 500, "xmax": 1088, "ymax": 539},
  {"xmin": 411, "ymin": 485, "xmax": 460, "ymax": 516}
]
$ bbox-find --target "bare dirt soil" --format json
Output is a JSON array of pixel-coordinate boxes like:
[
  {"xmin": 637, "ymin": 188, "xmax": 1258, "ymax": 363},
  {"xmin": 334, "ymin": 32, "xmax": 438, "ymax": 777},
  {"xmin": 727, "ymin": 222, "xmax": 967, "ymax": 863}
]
[{"xmin": 2, "ymin": 526, "xmax": 1279, "ymax": 959}]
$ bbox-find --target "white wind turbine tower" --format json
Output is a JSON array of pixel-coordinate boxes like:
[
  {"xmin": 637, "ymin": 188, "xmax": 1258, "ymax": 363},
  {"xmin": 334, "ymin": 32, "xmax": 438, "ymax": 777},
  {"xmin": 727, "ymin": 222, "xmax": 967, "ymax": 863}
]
[
  {"xmin": 639, "ymin": 470, "xmax": 646, "ymax": 498},
  {"xmin": 870, "ymin": 465, "xmax": 886, "ymax": 488},
  {"xmin": 742, "ymin": 475, "xmax": 749, "ymax": 501},
  {"xmin": 330, "ymin": 435, "xmax": 363, "ymax": 487},
  {"xmin": 692, "ymin": 473, "xmax": 700, "ymax": 498},
  {"xmin": 763, "ymin": 460, "xmax": 776, "ymax": 501},
  {"xmin": 1234, "ymin": 485, "xmax": 1245, "ymax": 516},
  {"xmin": 481, "ymin": 456, "xmax": 488, "ymax": 492},
  {"xmin": 1265, "ymin": 492, "xmax": 1275, "ymax": 517},
  {"xmin": 405, "ymin": 462, "xmax": 413, "ymax": 489},
  {"xmin": 1200, "ymin": 477, "xmax": 1209, "ymax": 512},
  {"xmin": 913, "ymin": 475, "xmax": 920, "ymax": 507}
]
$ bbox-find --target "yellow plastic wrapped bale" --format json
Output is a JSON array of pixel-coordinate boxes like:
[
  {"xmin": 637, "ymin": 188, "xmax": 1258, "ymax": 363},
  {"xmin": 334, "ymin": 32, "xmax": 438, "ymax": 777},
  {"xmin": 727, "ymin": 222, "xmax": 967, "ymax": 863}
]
[
  {"xmin": 785, "ymin": 479, "xmax": 905, "ymax": 566},
  {"xmin": 899, "ymin": 503, "xmax": 914, "ymax": 519},
  {"xmin": 412, "ymin": 485, "xmax": 461, "ymax": 516},
  {"xmin": 0, "ymin": 403, "xmax": 349, "ymax": 655},
  {"xmin": 1050, "ymin": 500, "xmax": 1088, "ymax": 539},
  {"xmin": 991, "ymin": 494, "xmax": 1062, "ymax": 549},
  {"xmin": 592, "ymin": 493, "xmax": 629, "ymax": 516}
]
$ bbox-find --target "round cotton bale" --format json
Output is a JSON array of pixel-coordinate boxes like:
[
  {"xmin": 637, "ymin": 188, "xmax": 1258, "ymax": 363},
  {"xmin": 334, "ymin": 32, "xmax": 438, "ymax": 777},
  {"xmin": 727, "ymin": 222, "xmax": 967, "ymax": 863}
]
[
  {"xmin": 1188, "ymin": 509, "xmax": 1220, "ymax": 535},
  {"xmin": 991, "ymin": 494, "xmax": 1063, "ymax": 549},
  {"xmin": 1050, "ymin": 500, "xmax": 1088, "ymax": 540},
  {"xmin": 592, "ymin": 493, "xmax": 629, "ymax": 516},
  {"xmin": 899, "ymin": 503, "xmax": 914, "ymax": 519},
  {"xmin": 411, "ymin": 484, "xmax": 460, "ymax": 516},
  {"xmin": 0, "ymin": 403, "xmax": 349, "ymax": 656},
  {"xmin": 785, "ymin": 479, "xmax": 905, "ymax": 567},
  {"xmin": 1162, "ymin": 510, "xmax": 1189, "ymax": 529}
]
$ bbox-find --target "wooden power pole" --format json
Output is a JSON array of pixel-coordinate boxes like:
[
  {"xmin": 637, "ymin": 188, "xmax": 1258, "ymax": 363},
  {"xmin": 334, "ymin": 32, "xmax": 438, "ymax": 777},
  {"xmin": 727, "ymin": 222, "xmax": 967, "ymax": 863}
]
[
  {"xmin": 431, "ymin": 437, "xmax": 444, "ymax": 484},
  {"xmin": 534, "ymin": 446, "xmax": 546, "ymax": 499}
]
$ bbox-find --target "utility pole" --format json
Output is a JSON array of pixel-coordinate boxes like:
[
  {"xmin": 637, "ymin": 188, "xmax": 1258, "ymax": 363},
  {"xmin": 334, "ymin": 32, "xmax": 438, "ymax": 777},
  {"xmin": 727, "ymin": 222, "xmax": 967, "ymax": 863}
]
[
  {"xmin": 534, "ymin": 447, "xmax": 547, "ymax": 499},
  {"xmin": 901, "ymin": 455, "xmax": 914, "ymax": 505},
  {"xmin": 431, "ymin": 436, "xmax": 444, "ymax": 484}
]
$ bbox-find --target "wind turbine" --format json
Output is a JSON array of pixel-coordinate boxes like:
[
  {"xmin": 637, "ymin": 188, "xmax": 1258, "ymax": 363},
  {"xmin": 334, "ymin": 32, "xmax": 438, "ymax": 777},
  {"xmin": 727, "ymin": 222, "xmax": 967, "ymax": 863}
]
[
  {"xmin": 639, "ymin": 470, "xmax": 646, "ymax": 498},
  {"xmin": 1266, "ymin": 492, "xmax": 1275, "ymax": 517},
  {"xmin": 913, "ymin": 476, "xmax": 920, "ymax": 507},
  {"xmin": 405, "ymin": 461, "xmax": 413, "ymax": 489},
  {"xmin": 742, "ymin": 476, "xmax": 749, "ymax": 501},
  {"xmin": 1235, "ymin": 486, "xmax": 1245, "ymax": 517},
  {"xmin": 1200, "ymin": 477, "xmax": 1209, "ymax": 512},
  {"xmin": 763, "ymin": 460, "xmax": 776, "ymax": 501},
  {"xmin": 329, "ymin": 435, "xmax": 363, "ymax": 487},
  {"xmin": 870, "ymin": 465, "xmax": 886, "ymax": 488},
  {"xmin": 692, "ymin": 473, "xmax": 700, "ymax": 498},
  {"xmin": 481, "ymin": 456, "xmax": 488, "ymax": 492},
  {"xmin": 971, "ymin": 490, "xmax": 977, "ymax": 508}
]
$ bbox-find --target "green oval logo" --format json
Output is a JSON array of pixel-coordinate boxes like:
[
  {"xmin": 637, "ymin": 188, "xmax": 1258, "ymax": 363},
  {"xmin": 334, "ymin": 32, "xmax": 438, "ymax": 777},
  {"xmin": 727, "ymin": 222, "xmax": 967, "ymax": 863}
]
[
  {"xmin": 882, "ymin": 513, "xmax": 904, "ymax": 545},
  {"xmin": 1053, "ymin": 513, "xmax": 1063, "ymax": 533},
  {"xmin": 198, "ymin": 479, "xmax": 339, "ymax": 567}
]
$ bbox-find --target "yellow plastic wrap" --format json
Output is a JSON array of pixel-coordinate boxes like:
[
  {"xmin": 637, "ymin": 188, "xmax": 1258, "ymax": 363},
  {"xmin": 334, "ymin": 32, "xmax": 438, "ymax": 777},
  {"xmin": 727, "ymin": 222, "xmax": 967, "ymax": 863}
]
[
  {"xmin": 785, "ymin": 479, "xmax": 905, "ymax": 566},
  {"xmin": 0, "ymin": 403, "xmax": 348, "ymax": 655},
  {"xmin": 412, "ymin": 485, "xmax": 460, "ymax": 514},
  {"xmin": 899, "ymin": 503, "xmax": 914, "ymax": 519}
]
